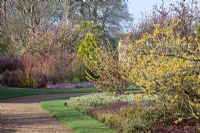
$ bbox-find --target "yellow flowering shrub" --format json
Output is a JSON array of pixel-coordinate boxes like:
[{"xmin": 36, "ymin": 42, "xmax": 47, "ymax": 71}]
[{"xmin": 122, "ymin": 19, "xmax": 200, "ymax": 119}]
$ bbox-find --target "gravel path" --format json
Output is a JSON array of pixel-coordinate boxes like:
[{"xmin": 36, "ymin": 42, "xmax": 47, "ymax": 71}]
[{"xmin": 0, "ymin": 93, "xmax": 87, "ymax": 133}]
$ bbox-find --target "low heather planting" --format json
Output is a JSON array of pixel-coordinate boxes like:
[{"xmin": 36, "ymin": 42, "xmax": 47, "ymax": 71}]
[
  {"xmin": 65, "ymin": 93, "xmax": 154, "ymax": 112},
  {"xmin": 97, "ymin": 105, "xmax": 171, "ymax": 133},
  {"xmin": 65, "ymin": 92, "xmax": 199, "ymax": 132},
  {"xmin": 65, "ymin": 93, "xmax": 159, "ymax": 132}
]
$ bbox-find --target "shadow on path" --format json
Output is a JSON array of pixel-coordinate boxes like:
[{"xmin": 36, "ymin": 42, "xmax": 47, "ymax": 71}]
[
  {"xmin": 0, "ymin": 93, "xmax": 88, "ymax": 133},
  {"xmin": 1, "ymin": 93, "xmax": 88, "ymax": 103}
]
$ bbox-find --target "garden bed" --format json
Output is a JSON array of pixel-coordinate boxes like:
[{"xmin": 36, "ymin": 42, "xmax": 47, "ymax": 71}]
[
  {"xmin": 149, "ymin": 119, "xmax": 200, "ymax": 133},
  {"xmin": 64, "ymin": 93, "xmax": 200, "ymax": 133},
  {"xmin": 47, "ymin": 82, "xmax": 95, "ymax": 89}
]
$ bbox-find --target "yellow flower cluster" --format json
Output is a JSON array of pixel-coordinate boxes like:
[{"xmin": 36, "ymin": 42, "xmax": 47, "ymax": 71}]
[{"xmin": 120, "ymin": 19, "xmax": 200, "ymax": 119}]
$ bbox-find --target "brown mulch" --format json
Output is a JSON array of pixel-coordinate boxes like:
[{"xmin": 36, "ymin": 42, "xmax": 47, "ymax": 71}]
[
  {"xmin": 0, "ymin": 93, "xmax": 87, "ymax": 133},
  {"xmin": 149, "ymin": 119, "xmax": 200, "ymax": 133},
  {"xmin": 86, "ymin": 101, "xmax": 134, "ymax": 119},
  {"xmin": 86, "ymin": 101, "xmax": 154, "ymax": 117}
]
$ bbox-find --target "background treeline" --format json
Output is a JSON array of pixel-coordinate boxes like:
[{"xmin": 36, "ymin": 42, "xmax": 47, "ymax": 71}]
[{"xmin": 0, "ymin": 0, "xmax": 132, "ymax": 87}]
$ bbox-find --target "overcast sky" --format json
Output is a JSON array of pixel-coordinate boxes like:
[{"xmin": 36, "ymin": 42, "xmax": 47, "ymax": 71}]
[{"xmin": 127, "ymin": 0, "xmax": 199, "ymax": 22}]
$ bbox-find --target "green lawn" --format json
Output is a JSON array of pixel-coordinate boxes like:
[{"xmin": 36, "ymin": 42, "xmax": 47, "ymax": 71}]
[
  {"xmin": 41, "ymin": 99, "xmax": 116, "ymax": 133},
  {"xmin": 0, "ymin": 84, "xmax": 141, "ymax": 100},
  {"xmin": 0, "ymin": 87, "xmax": 96, "ymax": 100}
]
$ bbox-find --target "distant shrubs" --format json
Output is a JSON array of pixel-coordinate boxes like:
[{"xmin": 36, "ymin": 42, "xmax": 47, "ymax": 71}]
[
  {"xmin": 0, "ymin": 54, "xmax": 24, "ymax": 73},
  {"xmin": 78, "ymin": 34, "xmax": 129, "ymax": 94},
  {"xmin": 0, "ymin": 25, "xmax": 94, "ymax": 88},
  {"xmin": 72, "ymin": 56, "xmax": 88, "ymax": 82},
  {"xmin": 8, "ymin": 25, "xmax": 80, "ymax": 87},
  {"xmin": 77, "ymin": 21, "xmax": 106, "ymax": 46},
  {"xmin": 0, "ymin": 54, "xmax": 24, "ymax": 87},
  {"xmin": 32, "ymin": 72, "xmax": 47, "ymax": 88},
  {"xmin": 1, "ymin": 70, "xmax": 23, "ymax": 87},
  {"xmin": 0, "ymin": 54, "xmax": 46, "ymax": 88},
  {"xmin": 18, "ymin": 55, "xmax": 35, "ymax": 87},
  {"xmin": 0, "ymin": 37, "xmax": 12, "ymax": 54}
]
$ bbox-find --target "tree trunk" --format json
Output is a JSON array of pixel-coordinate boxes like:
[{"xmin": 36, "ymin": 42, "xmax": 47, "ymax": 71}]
[
  {"xmin": 66, "ymin": 0, "xmax": 73, "ymax": 27},
  {"xmin": 92, "ymin": 4, "xmax": 98, "ymax": 23},
  {"xmin": 0, "ymin": 0, "xmax": 5, "ymax": 37}
]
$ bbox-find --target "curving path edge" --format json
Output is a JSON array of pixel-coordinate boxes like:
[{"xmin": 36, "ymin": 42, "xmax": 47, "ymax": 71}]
[{"xmin": 0, "ymin": 93, "xmax": 87, "ymax": 133}]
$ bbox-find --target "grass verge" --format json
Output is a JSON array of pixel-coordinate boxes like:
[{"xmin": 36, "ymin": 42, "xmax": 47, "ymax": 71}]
[
  {"xmin": 0, "ymin": 87, "xmax": 96, "ymax": 100},
  {"xmin": 41, "ymin": 99, "xmax": 116, "ymax": 133}
]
